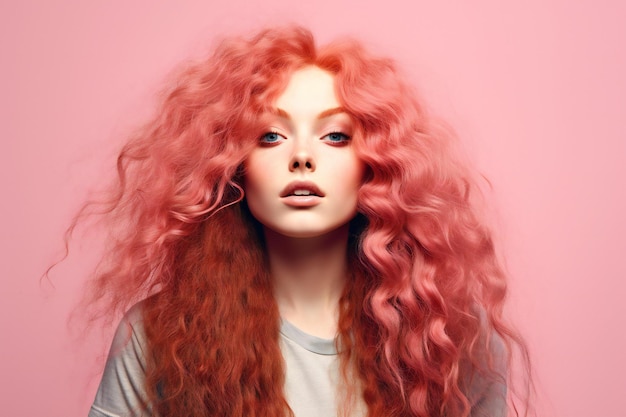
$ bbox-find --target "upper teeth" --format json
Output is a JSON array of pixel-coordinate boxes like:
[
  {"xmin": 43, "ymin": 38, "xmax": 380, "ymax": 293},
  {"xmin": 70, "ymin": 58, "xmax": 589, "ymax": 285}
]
[{"xmin": 293, "ymin": 189, "xmax": 312, "ymax": 196}]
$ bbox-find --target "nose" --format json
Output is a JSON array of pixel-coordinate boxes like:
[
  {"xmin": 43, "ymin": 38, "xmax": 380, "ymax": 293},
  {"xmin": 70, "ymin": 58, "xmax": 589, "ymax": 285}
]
[{"xmin": 289, "ymin": 145, "xmax": 316, "ymax": 172}]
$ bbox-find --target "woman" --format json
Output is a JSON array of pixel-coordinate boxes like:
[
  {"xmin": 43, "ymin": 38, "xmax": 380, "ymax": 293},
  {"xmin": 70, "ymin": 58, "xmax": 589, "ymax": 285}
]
[{"xmin": 84, "ymin": 26, "xmax": 529, "ymax": 417}]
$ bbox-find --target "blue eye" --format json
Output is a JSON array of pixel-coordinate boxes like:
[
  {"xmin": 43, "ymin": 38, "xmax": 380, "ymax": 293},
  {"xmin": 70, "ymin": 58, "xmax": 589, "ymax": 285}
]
[
  {"xmin": 324, "ymin": 132, "xmax": 350, "ymax": 144},
  {"xmin": 260, "ymin": 131, "xmax": 284, "ymax": 144}
]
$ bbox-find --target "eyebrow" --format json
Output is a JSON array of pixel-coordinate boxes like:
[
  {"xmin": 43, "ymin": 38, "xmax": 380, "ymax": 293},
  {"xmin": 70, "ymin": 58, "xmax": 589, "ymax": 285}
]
[{"xmin": 271, "ymin": 106, "xmax": 347, "ymax": 120}]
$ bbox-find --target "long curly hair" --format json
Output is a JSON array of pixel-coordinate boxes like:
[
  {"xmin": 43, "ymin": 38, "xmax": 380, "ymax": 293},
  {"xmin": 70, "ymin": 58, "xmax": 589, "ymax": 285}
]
[{"xmin": 79, "ymin": 26, "xmax": 530, "ymax": 417}]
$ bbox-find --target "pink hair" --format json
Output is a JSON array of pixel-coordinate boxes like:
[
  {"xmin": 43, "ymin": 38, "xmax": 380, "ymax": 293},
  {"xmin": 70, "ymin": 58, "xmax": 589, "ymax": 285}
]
[{"xmin": 76, "ymin": 26, "xmax": 530, "ymax": 416}]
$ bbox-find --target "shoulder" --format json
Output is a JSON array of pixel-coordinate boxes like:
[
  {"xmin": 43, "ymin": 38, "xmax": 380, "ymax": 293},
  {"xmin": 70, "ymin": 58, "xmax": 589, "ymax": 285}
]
[
  {"xmin": 465, "ymin": 328, "xmax": 508, "ymax": 417},
  {"xmin": 109, "ymin": 302, "xmax": 147, "ymax": 358},
  {"xmin": 89, "ymin": 301, "xmax": 151, "ymax": 417}
]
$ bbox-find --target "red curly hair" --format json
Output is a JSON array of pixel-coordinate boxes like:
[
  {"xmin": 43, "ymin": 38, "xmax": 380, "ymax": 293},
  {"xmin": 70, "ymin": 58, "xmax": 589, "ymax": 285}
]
[{"xmin": 79, "ymin": 26, "xmax": 530, "ymax": 417}]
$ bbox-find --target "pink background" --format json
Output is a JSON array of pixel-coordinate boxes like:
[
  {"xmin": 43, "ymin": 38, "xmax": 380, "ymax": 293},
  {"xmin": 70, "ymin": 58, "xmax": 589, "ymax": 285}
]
[{"xmin": 2, "ymin": 1, "xmax": 625, "ymax": 416}]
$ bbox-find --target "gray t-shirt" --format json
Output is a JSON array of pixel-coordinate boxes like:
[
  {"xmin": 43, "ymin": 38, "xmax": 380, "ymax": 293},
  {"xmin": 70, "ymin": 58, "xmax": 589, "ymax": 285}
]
[{"xmin": 89, "ymin": 305, "xmax": 505, "ymax": 417}]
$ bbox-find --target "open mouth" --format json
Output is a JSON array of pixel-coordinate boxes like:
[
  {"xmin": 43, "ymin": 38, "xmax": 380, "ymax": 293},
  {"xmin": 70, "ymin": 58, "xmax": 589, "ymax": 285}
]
[
  {"xmin": 280, "ymin": 181, "xmax": 325, "ymax": 207},
  {"xmin": 291, "ymin": 189, "xmax": 319, "ymax": 196},
  {"xmin": 280, "ymin": 181, "xmax": 325, "ymax": 198}
]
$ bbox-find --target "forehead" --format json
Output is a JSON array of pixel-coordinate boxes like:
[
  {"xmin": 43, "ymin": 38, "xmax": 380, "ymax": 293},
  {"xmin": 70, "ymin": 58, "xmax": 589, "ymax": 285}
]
[{"xmin": 274, "ymin": 66, "xmax": 340, "ymax": 116}]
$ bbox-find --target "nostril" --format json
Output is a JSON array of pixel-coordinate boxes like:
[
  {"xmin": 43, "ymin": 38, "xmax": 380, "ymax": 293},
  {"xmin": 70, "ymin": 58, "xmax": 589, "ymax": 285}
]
[{"xmin": 290, "ymin": 156, "xmax": 314, "ymax": 171}]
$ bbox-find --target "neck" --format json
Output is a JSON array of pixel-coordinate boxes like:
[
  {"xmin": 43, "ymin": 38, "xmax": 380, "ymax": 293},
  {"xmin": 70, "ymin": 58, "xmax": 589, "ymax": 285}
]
[{"xmin": 264, "ymin": 225, "xmax": 351, "ymax": 339}]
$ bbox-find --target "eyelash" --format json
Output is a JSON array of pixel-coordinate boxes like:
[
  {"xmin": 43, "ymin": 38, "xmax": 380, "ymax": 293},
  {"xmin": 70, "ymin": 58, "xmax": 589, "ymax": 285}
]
[
  {"xmin": 323, "ymin": 131, "xmax": 351, "ymax": 145},
  {"xmin": 259, "ymin": 131, "xmax": 285, "ymax": 144},
  {"xmin": 258, "ymin": 131, "xmax": 351, "ymax": 145}
]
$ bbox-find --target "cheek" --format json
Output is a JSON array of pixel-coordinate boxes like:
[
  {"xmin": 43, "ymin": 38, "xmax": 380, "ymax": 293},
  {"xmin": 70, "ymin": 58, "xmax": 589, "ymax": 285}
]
[
  {"xmin": 242, "ymin": 175, "xmax": 265, "ymax": 223},
  {"xmin": 243, "ymin": 154, "xmax": 265, "ymax": 192},
  {"xmin": 242, "ymin": 155, "xmax": 276, "ymax": 220},
  {"xmin": 242, "ymin": 166, "xmax": 261, "ymax": 209},
  {"xmin": 345, "ymin": 158, "xmax": 366, "ymax": 195}
]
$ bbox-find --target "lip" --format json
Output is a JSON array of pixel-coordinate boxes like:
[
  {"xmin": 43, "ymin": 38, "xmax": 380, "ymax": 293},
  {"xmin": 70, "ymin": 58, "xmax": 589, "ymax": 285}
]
[
  {"xmin": 280, "ymin": 181, "xmax": 325, "ymax": 198},
  {"xmin": 280, "ymin": 181, "xmax": 325, "ymax": 208}
]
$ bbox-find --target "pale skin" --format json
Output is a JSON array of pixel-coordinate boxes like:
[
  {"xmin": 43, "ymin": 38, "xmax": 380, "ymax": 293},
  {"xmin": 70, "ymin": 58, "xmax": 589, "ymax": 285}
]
[{"xmin": 244, "ymin": 66, "xmax": 364, "ymax": 339}]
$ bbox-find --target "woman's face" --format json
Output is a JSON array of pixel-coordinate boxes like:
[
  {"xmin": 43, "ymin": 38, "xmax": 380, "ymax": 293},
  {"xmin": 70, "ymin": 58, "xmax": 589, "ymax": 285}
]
[{"xmin": 244, "ymin": 66, "xmax": 364, "ymax": 239}]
